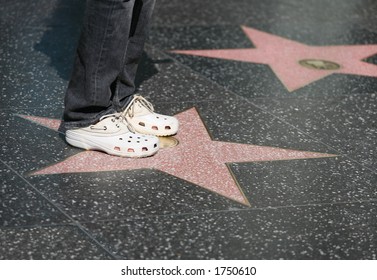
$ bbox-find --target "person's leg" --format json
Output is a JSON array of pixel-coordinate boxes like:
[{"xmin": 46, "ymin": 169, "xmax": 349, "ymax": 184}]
[
  {"xmin": 63, "ymin": 0, "xmax": 159, "ymax": 157},
  {"xmin": 113, "ymin": 0, "xmax": 156, "ymax": 111},
  {"xmin": 115, "ymin": 0, "xmax": 179, "ymax": 136},
  {"xmin": 63, "ymin": 0, "xmax": 138, "ymax": 130}
]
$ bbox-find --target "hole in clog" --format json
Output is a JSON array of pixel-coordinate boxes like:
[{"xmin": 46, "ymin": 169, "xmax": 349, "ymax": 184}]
[
  {"xmin": 165, "ymin": 126, "xmax": 171, "ymax": 130},
  {"xmin": 114, "ymin": 146, "xmax": 121, "ymax": 151},
  {"xmin": 139, "ymin": 122, "xmax": 145, "ymax": 127},
  {"xmin": 152, "ymin": 126, "xmax": 158, "ymax": 130},
  {"xmin": 154, "ymin": 144, "xmax": 157, "ymax": 148},
  {"xmin": 142, "ymin": 147, "xmax": 148, "ymax": 152},
  {"xmin": 127, "ymin": 148, "xmax": 135, "ymax": 152}
]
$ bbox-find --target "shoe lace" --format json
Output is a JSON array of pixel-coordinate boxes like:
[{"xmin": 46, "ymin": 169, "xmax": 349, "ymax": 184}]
[
  {"xmin": 99, "ymin": 113, "xmax": 121, "ymax": 122},
  {"xmin": 122, "ymin": 95, "xmax": 154, "ymax": 118},
  {"xmin": 90, "ymin": 113, "xmax": 135, "ymax": 132}
]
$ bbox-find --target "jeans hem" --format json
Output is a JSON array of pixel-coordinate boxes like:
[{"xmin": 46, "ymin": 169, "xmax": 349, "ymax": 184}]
[{"xmin": 61, "ymin": 107, "xmax": 118, "ymax": 132}]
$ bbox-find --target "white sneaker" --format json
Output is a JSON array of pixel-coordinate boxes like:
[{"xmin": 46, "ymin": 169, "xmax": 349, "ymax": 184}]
[
  {"xmin": 122, "ymin": 95, "xmax": 179, "ymax": 136},
  {"xmin": 65, "ymin": 114, "xmax": 159, "ymax": 158}
]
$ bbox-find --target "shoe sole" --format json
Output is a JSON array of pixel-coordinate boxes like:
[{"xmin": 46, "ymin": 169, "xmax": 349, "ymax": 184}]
[{"xmin": 66, "ymin": 133, "xmax": 159, "ymax": 158}]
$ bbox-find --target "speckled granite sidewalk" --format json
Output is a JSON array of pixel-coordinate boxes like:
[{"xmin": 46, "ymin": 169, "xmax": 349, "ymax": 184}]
[{"xmin": 0, "ymin": 0, "xmax": 376, "ymax": 259}]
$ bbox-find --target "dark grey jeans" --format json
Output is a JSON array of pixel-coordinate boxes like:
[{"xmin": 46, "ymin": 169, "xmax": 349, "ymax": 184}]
[{"xmin": 63, "ymin": 0, "xmax": 156, "ymax": 130}]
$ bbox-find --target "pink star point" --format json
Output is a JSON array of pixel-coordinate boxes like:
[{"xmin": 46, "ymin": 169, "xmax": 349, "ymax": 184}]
[
  {"xmin": 20, "ymin": 108, "xmax": 336, "ymax": 206},
  {"xmin": 171, "ymin": 26, "xmax": 377, "ymax": 91}
]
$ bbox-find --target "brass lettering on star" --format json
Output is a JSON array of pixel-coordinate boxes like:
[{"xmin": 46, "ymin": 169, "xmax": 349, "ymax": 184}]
[{"xmin": 299, "ymin": 59, "xmax": 341, "ymax": 70}]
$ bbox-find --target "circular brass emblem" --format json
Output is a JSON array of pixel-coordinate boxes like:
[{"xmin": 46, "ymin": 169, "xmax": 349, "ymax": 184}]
[
  {"xmin": 299, "ymin": 59, "xmax": 340, "ymax": 70},
  {"xmin": 158, "ymin": 136, "xmax": 179, "ymax": 148}
]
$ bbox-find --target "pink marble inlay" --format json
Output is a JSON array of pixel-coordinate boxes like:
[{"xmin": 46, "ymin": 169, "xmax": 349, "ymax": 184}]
[
  {"xmin": 172, "ymin": 26, "xmax": 377, "ymax": 91},
  {"xmin": 22, "ymin": 108, "xmax": 336, "ymax": 205},
  {"xmin": 19, "ymin": 115, "xmax": 61, "ymax": 131}
]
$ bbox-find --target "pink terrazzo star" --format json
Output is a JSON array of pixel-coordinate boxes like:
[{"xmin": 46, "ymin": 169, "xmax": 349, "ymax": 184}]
[
  {"xmin": 20, "ymin": 108, "xmax": 335, "ymax": 205},
  {"xmin": 171, "ymin": 26, "xmax": 377, "ymax": 91}
]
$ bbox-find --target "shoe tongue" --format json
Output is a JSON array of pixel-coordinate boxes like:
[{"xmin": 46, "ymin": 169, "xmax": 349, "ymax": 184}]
[{"xmin": 133, "ymin": 101, "xmax": 151, "ymax": 116}]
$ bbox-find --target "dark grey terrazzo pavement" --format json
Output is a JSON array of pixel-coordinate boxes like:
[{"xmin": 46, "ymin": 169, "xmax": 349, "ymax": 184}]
[{"xmin": 0, "ymin": 0, "xmax": 376, "ymax": 259}]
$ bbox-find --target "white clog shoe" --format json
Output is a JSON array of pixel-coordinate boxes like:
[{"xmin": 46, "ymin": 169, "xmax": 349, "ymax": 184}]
[
  {"xmin": 122, "ymin": 95, "xmax": 179, "ymax": 136},
  {"xmin": 66, "ymin": 114, "xmax": 159, "ymax": 158}
]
